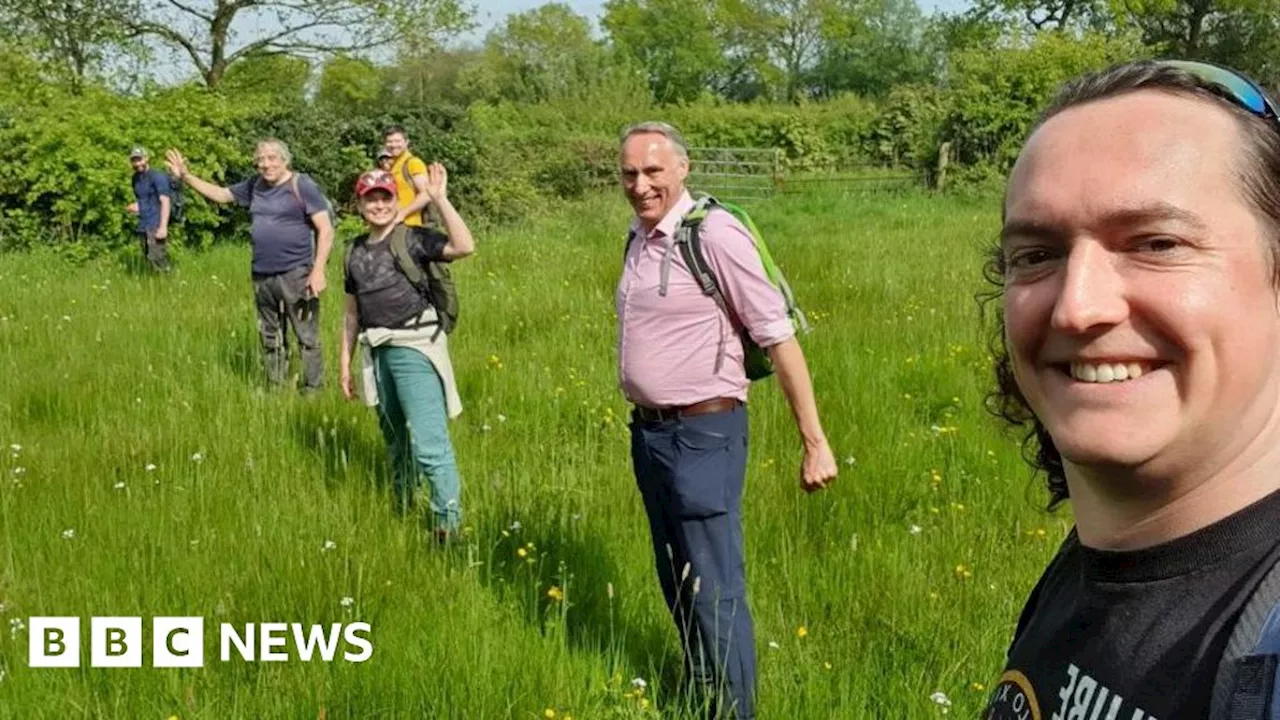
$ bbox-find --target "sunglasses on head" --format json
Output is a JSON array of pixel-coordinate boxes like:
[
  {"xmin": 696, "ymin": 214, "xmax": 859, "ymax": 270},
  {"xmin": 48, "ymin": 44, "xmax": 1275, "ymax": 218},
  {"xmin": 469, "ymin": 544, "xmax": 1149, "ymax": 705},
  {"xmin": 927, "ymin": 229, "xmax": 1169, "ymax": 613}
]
[{"xmin": 1159, "ymin": 60, "xmax": 1280, "ymax": 122}]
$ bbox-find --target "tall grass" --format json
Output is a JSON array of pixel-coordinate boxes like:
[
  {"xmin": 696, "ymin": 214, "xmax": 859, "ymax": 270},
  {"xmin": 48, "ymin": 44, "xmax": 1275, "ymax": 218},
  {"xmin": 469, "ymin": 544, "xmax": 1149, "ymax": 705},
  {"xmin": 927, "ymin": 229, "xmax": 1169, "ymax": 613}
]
[{"xmin": 0, "ymin": 188, "xmax": 1070, "ymax": 718}]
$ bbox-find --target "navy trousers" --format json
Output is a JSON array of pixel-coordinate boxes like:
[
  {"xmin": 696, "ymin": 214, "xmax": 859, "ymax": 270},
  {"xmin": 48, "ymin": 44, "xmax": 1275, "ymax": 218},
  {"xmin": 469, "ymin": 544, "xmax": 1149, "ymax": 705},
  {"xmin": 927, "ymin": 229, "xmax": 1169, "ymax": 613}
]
[{"xmin": 630, "ymin": 404, "xmax": 756, "ymax": 719}]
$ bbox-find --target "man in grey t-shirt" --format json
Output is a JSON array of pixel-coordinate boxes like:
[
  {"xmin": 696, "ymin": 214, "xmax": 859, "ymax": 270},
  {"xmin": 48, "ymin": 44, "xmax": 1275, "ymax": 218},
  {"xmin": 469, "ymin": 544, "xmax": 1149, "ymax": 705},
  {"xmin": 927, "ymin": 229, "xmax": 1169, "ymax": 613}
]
[{"xmin": 165, "ymin": 139, "xmax": 334, "ymax": 393}]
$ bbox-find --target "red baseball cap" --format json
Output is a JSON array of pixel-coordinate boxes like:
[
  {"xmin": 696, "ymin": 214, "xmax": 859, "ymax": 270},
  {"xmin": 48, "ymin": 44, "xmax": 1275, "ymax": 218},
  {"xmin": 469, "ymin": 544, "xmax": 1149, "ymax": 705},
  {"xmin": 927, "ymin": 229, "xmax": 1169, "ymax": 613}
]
[{"xmin": 354, "ymin": 170, "xmax": 396, "ymax": 197}]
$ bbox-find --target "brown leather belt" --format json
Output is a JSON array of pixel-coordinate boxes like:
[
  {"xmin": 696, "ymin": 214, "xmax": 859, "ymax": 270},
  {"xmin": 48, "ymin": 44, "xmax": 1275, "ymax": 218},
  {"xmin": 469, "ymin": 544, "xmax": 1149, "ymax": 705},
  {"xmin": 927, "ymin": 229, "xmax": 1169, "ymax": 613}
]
[{"xmin": 632, "ymin": 397, "xmax": 741, "ymax": 423}]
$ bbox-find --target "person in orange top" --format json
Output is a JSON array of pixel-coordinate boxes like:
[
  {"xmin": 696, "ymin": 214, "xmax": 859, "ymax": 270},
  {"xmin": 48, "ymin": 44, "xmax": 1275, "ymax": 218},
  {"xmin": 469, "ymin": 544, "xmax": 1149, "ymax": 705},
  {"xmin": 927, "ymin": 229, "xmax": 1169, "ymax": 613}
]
[{"xmin": 383, "ymin": 125, "xmax": 431, "ymax": 227}]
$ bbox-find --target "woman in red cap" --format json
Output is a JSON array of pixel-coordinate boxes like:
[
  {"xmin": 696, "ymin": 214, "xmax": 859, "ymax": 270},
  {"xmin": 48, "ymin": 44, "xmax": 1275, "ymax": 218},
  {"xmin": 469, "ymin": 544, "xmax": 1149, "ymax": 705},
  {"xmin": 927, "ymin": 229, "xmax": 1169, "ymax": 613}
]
[{"xmin": 339, "ymin": 165, "xmax": 475, "ymax": 542}]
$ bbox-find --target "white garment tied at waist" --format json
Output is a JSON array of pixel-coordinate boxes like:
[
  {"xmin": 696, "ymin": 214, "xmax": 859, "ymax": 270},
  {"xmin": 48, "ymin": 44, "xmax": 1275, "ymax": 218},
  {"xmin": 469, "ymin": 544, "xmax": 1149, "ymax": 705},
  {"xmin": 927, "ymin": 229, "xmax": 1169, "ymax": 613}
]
[{"xmin": 357, "ymin": 307, "xmax": 463, "ymax": 419}]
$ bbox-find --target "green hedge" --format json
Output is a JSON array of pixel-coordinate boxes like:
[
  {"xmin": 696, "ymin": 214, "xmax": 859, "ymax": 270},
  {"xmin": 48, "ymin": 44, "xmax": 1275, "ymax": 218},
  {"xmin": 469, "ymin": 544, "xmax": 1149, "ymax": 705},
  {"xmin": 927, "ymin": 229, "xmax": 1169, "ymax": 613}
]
[{"xmin": 0, "ymin": 30, "xmax": 1156, "ymax": 254}]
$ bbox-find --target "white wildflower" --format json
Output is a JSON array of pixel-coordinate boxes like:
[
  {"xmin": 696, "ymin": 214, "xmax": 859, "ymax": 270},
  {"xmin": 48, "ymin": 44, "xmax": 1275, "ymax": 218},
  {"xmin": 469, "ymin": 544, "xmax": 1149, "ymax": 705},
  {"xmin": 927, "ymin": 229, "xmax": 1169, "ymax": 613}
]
[
  {"xmin": 843, "ymin": 455, "xmax": 856, "ymax": 466},
  {"xmin": 61, "ymin": 529, "xmax": 75, "ymax": 540},
  {"xmin": 145, "ymin": 463, "xmax": 156, "ymax": 472},
  {"xmin": 631, "ymin": 677, "xmax": 647, "ymax": 689},
  {"xmin": 8, "ymin": 444, "xmax": 20, "ymax": 454},
  {"xmin": 323, "ymin": 540, "xmax": 337, "ymax": 552},
  {"xmin": 61, "ymin": 315, "xmax": 71, "ymax": 322},
  {"xmin": 113, "ymin": 481, "xmax": 125, "ymax": 490},
  {"xmin": 930, "ymin": 691, "xmax": 952, "ymax": 712},
  {"xmin": 509, "ymin": 520, "xmax": 522, "ymax": 532},
  {"xmin": 12, "ymin": 467, "xmax": 24, "ymax": 476},
  {"xmin": 340, "ymin": 596, "xmax": 354, "ymax": 608},
  {"xmin": 768, "ymin": 641, "xmax": 780, "ymax": 650},
  {"xmin": 497, "ymin": 414, "xmax": 507, "ymax": 423},
  {"xmin": 191, "ymin": 452, "xmax": 204, "ymax": 463},
  {"xmin": 909, "ymin": 524, "xmax": 923, "ymax": 535}
]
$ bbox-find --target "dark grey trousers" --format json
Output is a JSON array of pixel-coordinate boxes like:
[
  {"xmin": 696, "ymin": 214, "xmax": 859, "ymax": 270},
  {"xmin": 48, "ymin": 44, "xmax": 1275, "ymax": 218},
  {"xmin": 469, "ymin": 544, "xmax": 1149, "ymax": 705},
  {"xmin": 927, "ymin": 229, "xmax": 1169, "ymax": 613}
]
[
  {"xmin": 631, "ymin": 404, "xmax": 756, "ymax": 719},
  {"xmin": 251, "ymin": 266, "xmax": 323, "ymax": 391},
  {"xmin": 138, "ymin": 230, "xmax": 171, "ymax": 272}
]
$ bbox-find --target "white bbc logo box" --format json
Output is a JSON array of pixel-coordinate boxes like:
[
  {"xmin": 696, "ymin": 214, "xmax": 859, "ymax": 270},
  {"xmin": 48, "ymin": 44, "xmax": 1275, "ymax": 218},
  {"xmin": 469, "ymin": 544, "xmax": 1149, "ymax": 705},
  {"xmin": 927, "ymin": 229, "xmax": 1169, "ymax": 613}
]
[{"xmin": 28, "ymin": 617, "xmax": 204, "ymax": 668}]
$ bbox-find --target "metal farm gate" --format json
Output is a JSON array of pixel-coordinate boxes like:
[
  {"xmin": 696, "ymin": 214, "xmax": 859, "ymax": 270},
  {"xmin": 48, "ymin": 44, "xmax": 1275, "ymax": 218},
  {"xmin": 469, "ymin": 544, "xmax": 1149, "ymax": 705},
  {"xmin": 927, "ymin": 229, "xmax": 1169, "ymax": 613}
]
[
  {"xmin": 686, "ymin": 147, "xmax": 783, "ymax": 203},
  {"xmin": 686, "ymin": 146, "xmax": 924, "ymax": 205}
]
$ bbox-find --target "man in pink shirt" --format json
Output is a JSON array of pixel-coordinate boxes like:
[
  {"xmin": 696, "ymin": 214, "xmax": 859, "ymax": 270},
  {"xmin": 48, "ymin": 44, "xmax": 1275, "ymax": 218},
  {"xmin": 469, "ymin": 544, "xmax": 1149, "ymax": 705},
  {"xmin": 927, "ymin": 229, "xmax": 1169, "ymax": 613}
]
[{"xmin": 617, "ymin": 121, "xmax": 839, "ymax": 719}]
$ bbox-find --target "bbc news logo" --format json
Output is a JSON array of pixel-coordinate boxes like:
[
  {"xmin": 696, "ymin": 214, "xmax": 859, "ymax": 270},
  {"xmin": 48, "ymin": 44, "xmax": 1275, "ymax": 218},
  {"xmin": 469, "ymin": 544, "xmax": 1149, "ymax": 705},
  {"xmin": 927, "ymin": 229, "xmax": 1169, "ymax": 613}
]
[{"xmin": 27, "ymin": 617, "xmax": 373, "ymax": 668}]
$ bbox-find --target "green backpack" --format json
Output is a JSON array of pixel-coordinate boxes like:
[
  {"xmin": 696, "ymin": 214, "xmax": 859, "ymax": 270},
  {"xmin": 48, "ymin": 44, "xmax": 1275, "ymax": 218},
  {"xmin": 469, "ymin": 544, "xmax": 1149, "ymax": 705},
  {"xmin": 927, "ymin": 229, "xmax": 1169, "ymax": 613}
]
[
  {"xmin": 631, "ymin": 194, "xmax": 809, "ymax": 380},
  {"xmin": 386, "ymin": 223, "xmax": 458, "ymax": 339}
]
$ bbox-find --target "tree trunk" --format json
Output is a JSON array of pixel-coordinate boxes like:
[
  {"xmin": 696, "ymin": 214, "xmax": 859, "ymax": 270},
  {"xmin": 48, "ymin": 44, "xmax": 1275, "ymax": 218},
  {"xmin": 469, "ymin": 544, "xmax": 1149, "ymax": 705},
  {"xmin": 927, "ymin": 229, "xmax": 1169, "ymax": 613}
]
[{"xmin": 205, "ymin": 0, "xmax": 237, "ymax": 88}]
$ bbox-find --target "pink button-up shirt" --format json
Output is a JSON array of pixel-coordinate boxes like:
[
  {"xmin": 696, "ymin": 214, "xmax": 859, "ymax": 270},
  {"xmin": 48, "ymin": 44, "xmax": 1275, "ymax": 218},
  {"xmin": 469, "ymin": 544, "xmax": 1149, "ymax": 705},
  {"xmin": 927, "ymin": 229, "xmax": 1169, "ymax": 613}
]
[{"xmin": 617, "ymin": 191, "xmax": 794, "ymax": 407}]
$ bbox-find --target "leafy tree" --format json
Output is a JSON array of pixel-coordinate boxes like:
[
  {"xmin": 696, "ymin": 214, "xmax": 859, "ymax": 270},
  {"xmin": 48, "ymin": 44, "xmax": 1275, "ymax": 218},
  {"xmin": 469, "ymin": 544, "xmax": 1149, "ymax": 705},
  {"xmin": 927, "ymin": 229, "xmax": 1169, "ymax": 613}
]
[
  {"xmin": 974, "ymin": 0, "xmax": 1112, "ymax": 30},
  {"xmin": 392, "ymin": 47, "xmax": 489, "ymax": 109},
  {"xmin": 749, "ymin": 0, "xmax": 830, "ymax": 99},
  {"xmin": 942, "ymin": 30, "xmax": 1146, "ymax": 169},
  {"xmin": 603, "ymin": 0, "xmax": 730, "ymax": 102},
  {"xmin": 1113, "ymin": 0, "xmax": 1280, "ymax": 80},
  {"xmin": 125, "ymin": 0, "xmax": 473, "ymax": 88},
  {"xmin": 316, "ymin": 55, "xmax": 385, "ymax": 117},
  {"xmin": 0, "ymin": 0, "xmax": 136, "ymax": 92},
  {"xmin": 220, "ymin": 51, "xmax": 311, "ymax": 106},
  {"xmin": 812, "ymin": 0, "xmax": 935, "ymax": 97},
  {"xmin": 480, "ymin": 4, "xmax": 601, "ymax": 103},
  {"xmin": 475, "ymin": 3, "xmax": 651, "ymax": 105}
]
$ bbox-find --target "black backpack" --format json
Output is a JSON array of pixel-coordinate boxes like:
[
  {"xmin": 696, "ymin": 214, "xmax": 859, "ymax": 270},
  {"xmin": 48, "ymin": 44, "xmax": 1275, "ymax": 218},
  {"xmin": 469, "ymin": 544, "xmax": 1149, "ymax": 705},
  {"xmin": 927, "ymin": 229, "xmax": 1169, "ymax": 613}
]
[{"xmin": 166, "ymin": 172, "xmax": 186, "ymax": 224}]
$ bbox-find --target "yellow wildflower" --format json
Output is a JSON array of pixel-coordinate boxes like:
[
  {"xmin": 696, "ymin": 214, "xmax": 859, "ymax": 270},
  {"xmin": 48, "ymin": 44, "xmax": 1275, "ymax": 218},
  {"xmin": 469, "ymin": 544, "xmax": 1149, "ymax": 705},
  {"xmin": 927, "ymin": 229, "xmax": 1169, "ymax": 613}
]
[
  {"xmin": 796, "ymin": 626, "xmax": 808, "ymax": 639},
  {"xmin": 547, "ymin": 586, "xmax": 564, "ymax": 602}
]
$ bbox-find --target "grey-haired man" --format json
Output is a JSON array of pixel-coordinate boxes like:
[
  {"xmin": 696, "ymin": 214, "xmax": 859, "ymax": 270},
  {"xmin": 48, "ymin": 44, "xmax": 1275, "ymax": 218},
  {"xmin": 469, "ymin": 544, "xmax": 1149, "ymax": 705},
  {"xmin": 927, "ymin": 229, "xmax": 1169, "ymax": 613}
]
[{"xmin": 165, "ymin": 139, "xmax": 334, "ymax": 393}]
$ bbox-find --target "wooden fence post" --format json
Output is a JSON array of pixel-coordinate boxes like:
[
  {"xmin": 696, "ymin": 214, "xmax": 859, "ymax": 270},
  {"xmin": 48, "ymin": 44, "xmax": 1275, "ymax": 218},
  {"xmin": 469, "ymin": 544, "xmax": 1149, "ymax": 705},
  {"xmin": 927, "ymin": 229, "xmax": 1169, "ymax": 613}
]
[
  {"xmin": 772, "ymin": 148, "xmax": 784, "ymax": 194},
  {"xmin": 936, "ymin": 142, "xmax": 952, "ymax": 191}
]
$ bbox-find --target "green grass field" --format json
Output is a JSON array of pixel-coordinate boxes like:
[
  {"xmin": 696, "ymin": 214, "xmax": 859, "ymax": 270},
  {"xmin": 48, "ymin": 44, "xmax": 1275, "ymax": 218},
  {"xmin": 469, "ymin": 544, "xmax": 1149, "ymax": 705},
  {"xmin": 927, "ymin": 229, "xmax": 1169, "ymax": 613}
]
[{"xmin": 0, "ymin": 188, "xmax": 1073, "ymax": 719}]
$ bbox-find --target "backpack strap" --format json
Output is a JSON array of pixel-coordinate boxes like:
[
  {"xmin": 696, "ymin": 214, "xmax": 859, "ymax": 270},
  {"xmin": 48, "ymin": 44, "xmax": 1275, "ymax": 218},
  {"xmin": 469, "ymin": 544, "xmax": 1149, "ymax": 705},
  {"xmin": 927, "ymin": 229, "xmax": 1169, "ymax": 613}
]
[
  {"xmin": 668, "ymin": 195, "xmax": 739, "ymax": 374},
  {"xmin": 387, "ymin": 224, "xmax": 427, "ymax": 291},
  {"xmin": 623, "ymin": 228, "xmax": 636, "ymax": 263},
  {"xmin": 660, "ymin": 195, "xmax": 717, "ymax": 297},
  {"xmin": 1212, "ymin": 557, "xmax": 1280, "ymax": 720},
  {"xmin": 401, "ymin": 154, "xmax": 416, "ymax": 188},
  {"xmin": 288, "ymin": 174, "xmax": 306, "ymax": 216}
]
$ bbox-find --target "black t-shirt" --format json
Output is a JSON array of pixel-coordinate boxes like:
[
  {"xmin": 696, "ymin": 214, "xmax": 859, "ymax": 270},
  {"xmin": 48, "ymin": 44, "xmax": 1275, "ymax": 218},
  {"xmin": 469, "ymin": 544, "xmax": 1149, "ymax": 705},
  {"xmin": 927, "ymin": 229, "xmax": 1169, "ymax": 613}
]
[
  {"xmin": 984, "ymin": 490, "xmax": 1280, "ymax": 720},
  {"xmin": 344, "ymin": 226, "xmax": 448, "ymax": 330}
]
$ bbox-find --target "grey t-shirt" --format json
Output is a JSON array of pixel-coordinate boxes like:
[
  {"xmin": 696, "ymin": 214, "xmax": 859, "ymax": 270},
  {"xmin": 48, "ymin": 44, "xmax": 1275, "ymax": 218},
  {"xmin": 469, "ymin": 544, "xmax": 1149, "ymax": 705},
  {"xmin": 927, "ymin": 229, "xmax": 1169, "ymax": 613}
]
[{"xmin": 229, "ymin": 173, "xmax": 328, "ymax": 275}]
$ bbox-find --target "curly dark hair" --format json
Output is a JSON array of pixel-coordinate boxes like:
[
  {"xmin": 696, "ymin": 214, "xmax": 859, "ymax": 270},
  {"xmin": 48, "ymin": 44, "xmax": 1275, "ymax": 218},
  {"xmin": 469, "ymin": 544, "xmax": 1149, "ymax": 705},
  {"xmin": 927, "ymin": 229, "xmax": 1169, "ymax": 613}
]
[{"xmin": 982, "ymin": 59, "xmax": 1280, "ymax": 510}]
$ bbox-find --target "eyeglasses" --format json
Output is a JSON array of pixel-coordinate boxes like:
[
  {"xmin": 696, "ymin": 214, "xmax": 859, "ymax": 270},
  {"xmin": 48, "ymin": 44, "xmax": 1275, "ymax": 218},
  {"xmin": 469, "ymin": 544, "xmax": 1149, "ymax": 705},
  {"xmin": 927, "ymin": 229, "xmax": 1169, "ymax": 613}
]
[{"xmin": 1159, "ymin": 60, "xmax": 1279, "ymax": 122}]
